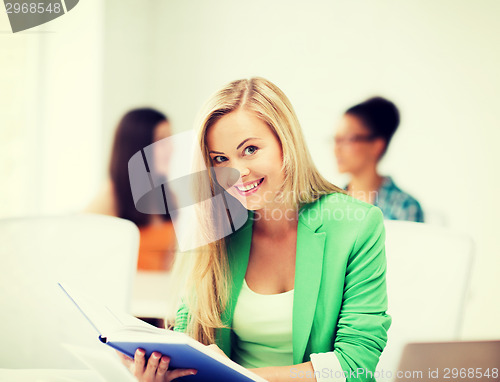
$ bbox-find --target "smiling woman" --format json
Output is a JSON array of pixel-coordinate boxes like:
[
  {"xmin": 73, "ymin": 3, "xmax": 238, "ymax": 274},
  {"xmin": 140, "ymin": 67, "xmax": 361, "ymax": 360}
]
[
  {"xmin": 127, "ymin": 78, "xmax": 391, "ymax": 382},
  {"xmin": 206, "ymin": 109, "xmax": 285, "ymax": 210}
]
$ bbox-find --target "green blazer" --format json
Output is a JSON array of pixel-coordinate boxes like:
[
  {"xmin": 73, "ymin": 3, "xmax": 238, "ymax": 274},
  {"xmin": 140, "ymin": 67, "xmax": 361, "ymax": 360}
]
[{"xmin": 175, "ymin": 193, "xmax": 391, "ymax": 380}]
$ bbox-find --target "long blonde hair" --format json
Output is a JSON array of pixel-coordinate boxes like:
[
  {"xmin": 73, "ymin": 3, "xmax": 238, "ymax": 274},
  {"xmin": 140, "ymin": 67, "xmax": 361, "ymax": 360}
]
[{"xmin": 177, "ymin": 77, "xmax": 344, "ymax": 344}]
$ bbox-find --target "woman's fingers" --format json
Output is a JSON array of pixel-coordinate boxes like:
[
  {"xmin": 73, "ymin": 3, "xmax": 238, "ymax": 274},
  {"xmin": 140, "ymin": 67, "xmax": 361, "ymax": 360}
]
[
  {"xmin": 130, "ymin": 349, "xmax": 197, "ymax": 382},
  {"xmin": 155, "ymin": 356, "xmax": 170, "ymax": 381},
  {"xmin": 165, "ymin": 368, "xmax": 197, "ymax": 382},
  {"xmin": 133, "ymin": 348, "xmax": 146, "ymax": 378},
  {"xmin": 206, "ymin": 344, "xmax": 228, "ymax": 358},
  {"xmin": 143, "ymin": 352, "xmax": 162, "ymax": 382}
]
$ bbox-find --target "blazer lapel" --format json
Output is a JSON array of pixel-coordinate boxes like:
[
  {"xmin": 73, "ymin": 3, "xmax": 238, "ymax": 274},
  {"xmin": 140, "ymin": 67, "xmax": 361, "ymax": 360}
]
[{"xmin": 293, "ymin": 202, "xmax": 326, "ymax": 364}]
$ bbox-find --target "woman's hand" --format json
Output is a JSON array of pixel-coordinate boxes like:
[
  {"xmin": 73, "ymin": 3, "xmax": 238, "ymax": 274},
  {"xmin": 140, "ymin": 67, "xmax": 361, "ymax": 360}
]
[
  {"xmin": 205, "ymin": 344, "xmax": 229, "ymax": 359},
  {"xmin": 117, "ymin": 348, "xmax": 197, "ymax": 382}
]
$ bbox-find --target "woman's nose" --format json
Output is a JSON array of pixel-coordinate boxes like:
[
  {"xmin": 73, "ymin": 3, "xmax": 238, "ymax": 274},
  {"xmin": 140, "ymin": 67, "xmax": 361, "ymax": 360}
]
[
  {"xmin": 237, "ymin": 165, "xmax": 250, "ymax": 178},
  {"xmin": 232, "ymin": 161, "xmax": 250, "ymax": 178}
]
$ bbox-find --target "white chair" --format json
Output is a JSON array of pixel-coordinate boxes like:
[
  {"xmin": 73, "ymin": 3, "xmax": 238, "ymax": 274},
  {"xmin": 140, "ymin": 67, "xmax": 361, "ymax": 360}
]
[
  {"xmin": 0, "ymin": 214, "xmax": 139, "ymax": 369},
  {"xmin": 422, "ymin": 207, "xmax": 449, "ymax": 226},
  {"xmin": 377, "ymin": 220, "xmax": 474, "ymax": 380}
]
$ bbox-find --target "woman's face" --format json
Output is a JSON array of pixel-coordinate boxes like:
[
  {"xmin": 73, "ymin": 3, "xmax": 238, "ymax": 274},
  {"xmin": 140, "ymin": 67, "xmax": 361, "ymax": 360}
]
[
  {"xmin": 334, "ymin": 114, "xmax": 382, "ymax": 174},
  {"xmin": 206, "ymin": 108, "xmax": 284, "ymax": 211},
  {"xmin": 152, "ymin": 120, "xmax": 172, "ymax": 176},
  {"xmin": 154, "ymin": 120, "xmax": 171, "ymax": 141}
]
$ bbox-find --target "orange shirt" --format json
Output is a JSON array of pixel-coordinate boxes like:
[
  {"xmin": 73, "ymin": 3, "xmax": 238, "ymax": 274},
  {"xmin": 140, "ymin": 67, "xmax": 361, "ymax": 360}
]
[{"xmin": 137, "ymin": 220, "xmax": 176, "ymax": 271}]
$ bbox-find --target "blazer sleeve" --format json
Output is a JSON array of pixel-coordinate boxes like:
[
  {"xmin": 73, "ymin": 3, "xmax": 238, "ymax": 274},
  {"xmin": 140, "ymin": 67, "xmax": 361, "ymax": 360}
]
[{"xmin": 333, "ymin": 206, "xmax": 392, "ymax": 381}]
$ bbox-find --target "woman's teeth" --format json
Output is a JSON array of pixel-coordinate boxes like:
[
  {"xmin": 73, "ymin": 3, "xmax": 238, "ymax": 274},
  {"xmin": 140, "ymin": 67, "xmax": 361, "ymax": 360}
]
[{"xmin": 236, "ymin": 178, "xmax": 263, "ymax": 192}]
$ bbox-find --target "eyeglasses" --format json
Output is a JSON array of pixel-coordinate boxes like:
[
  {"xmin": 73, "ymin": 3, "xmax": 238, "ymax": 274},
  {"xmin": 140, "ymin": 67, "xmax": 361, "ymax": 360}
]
[{"xmin": 333, "ymin": 134, "xmax": 376, "ymax": 145}]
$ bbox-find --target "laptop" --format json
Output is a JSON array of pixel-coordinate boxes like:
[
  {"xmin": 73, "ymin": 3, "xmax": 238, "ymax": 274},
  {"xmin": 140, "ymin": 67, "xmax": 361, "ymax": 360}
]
[{"xmin": 395, "ymin": 341, "xmax": 500, "ymax": 382}]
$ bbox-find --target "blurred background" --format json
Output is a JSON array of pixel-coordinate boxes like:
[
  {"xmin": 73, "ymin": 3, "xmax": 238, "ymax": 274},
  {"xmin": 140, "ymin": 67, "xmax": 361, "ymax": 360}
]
[{"xmin": 1, "ymin": 0, "xmax": 499, "ymax": 342}]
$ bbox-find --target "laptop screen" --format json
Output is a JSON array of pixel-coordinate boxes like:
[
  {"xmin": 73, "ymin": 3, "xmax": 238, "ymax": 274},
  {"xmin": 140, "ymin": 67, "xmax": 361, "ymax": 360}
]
[{"xmin": 395, "ymin": 341, "xmax": 500, "ymax": 382}]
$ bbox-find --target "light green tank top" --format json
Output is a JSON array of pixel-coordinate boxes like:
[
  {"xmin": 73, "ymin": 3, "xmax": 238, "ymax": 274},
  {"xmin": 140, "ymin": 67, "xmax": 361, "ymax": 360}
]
[{"xmin": 232, "ymin": 278, "xmax": 294, "ymax": 368}]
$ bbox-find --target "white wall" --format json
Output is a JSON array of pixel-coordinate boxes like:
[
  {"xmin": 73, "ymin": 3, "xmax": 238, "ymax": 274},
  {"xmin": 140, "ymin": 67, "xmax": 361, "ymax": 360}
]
[
  {"xmin": 0, "ymin": 13, "xmax": 40, "ymax": 217},
  {"xmin": 37, "ymin": 0, "xmax": 104, "ymax": 214},
  {"xmin": 101, "ymin": 0, "xmax": 161, "ymax": 172},
  {"xmin": 0, "ymin": 0, "xmax": 104, "ymax": 216},
  {"xmin": 143, "ymin": 0, "xmax": 500, "ymax": 339}
]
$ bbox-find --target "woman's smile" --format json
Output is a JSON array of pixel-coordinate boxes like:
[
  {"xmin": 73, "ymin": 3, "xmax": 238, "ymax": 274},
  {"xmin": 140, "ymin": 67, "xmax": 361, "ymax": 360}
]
[{"xmin": 234, "ymin": 177, "xmax": 265, "ymax": 196}]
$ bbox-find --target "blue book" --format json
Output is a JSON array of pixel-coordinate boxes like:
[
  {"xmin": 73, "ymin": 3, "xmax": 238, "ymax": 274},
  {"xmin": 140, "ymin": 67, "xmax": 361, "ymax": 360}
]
[{"xmin": 59, "ymin": 283, "xmax": 267, "ymax": 382}]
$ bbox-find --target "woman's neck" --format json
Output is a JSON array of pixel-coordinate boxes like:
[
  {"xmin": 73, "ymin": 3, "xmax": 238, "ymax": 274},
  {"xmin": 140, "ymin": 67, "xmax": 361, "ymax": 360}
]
[
  {"xmin": 149, "ymin": 214, "xmax": 165, "ymax": 226},
  {"xmin": 347, "ymin": 166, "xmax": 383, "ymax": 204},
  {"xmin": 252, "ymin": 204, "xmax": 298, "ymax": 239}
]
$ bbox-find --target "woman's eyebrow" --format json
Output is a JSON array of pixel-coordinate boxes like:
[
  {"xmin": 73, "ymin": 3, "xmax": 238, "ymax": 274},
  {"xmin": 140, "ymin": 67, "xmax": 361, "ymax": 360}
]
[
  {"xmin": 236, "ymin": 137, "xmax": 261, "ymax": 150},
  {"xmin": 209, "ymin": 137, "xmax": 262, "ymax": 154}
]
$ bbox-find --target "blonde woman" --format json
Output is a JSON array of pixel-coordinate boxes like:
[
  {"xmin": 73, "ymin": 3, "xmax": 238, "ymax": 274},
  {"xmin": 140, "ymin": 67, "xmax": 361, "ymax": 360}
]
[{"xmin": 124, "ymin": 78, "xmax": 391, "ymax": 382}]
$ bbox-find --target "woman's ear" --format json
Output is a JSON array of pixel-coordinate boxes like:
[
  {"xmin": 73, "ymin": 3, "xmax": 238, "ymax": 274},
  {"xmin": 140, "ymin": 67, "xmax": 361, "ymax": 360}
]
[{"xmin": 372, "ymin": 138, "xmax": 387, "ymax": 161}]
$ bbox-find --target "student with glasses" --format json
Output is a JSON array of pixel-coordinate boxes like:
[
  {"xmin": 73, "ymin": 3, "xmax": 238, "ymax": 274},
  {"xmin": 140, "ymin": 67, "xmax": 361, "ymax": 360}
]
[{"xmin": 334, "ymin": 97, "xmax": 424, "ymax": 223}]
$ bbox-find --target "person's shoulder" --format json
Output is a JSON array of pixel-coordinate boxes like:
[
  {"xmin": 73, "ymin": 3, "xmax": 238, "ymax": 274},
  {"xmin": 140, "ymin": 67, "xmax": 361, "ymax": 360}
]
[
  {"xmin": 384, "ymin": 177, "xmax": 423, "ymax": 208},
  {"xmin": 379, "ymin": 177, "xmax": 424, "ymax": 222},
  {"xmin": 383, "ymin": 177, "xmax": 418, "ymax": 202},
  {"xmin": 320, "ymin": 192, "xmax": 381, "ymax": 216}
]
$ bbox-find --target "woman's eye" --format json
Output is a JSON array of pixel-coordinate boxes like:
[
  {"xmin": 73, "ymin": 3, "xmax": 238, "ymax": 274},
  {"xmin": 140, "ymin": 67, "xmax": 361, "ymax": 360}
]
[
  {"xmin": 213, "ymin": 156, "xmax": 228, "ymax": 164},
  {"xmin": 244, "ymin": 145, "xmax": 258, "ymax": 155}
]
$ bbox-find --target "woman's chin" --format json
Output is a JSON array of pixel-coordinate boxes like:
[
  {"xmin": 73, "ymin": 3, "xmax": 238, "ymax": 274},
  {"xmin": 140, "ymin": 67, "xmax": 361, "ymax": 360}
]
[
  {"xmin": 233, "ymin": 196, "xmax": 264, "ymax": 211},
  {"xmin": 245, "ymin": 204, "xmax": 263, "ymax": 211},
  {"xmin": 235, "ymin": 197, "xmax": 261, "ymax": 211},
  {"xmin": 337, "ymin": 165, "xmax": 350, "ymax": 174},
  {"xmin": 228, "ymin": 187, "xmax": 265, "ymax": 210}
]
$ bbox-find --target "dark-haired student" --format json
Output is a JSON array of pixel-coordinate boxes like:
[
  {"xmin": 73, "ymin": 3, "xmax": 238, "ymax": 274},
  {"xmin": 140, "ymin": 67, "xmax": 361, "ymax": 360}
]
[
  {"xmin": 86, "ymin": 108, "xmax": 176, "ymax": 271},
  {"xmin": 334, "ymin": 97, "xmax": 424, "ymax": 223}
]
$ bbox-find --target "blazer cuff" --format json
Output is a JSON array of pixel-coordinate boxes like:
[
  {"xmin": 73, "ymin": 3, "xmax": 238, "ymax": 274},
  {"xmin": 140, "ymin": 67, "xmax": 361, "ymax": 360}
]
[{"xmin": 310, "ymin": 351, "xmax": 346, "ymax": 382}]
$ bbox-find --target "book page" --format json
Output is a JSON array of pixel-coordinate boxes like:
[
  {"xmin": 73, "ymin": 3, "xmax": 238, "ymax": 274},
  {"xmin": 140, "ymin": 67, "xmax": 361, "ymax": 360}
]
[
  {"xmin": 58, "ymin": 282, "xmax": 125, "ymax": 336},
  {"xmin": 63, "ymin": 343, "xmax": 137, "ymax": 382},
  {"xmin": 105, "ymin": 305, "xmax": 163, "ymax": 332}
]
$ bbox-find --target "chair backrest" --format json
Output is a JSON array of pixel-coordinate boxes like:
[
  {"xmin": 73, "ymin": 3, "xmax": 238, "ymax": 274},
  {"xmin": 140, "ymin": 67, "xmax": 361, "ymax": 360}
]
[
  {"xmin": 0, "ymin": 214, "xmax": 139, "ymax": 369},
  {"xmin": 377, "ymin": 220, "xmax": 474, "ymax": 378},
  {"xmin": 422, "ymin": 207, "xmax": 449, "ymax": 226}
]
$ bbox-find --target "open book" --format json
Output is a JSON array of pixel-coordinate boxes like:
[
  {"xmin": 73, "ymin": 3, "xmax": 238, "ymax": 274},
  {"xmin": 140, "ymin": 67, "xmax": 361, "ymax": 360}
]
[{"xmin": 59, "ymin": 283, "xmax": 268, "ymax": 382}]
